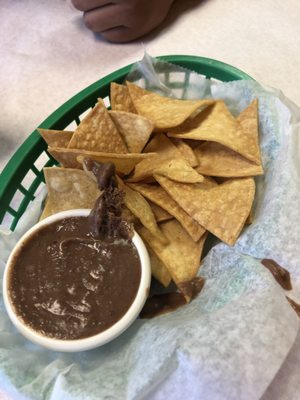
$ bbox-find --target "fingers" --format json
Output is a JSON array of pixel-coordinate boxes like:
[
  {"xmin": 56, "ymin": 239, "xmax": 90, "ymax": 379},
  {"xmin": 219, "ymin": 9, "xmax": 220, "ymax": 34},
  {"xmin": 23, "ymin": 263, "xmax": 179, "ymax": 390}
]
[
  {"xmin": 73, "ymin": 0, "xmax": 175, "ymax": 43},
  {"xmin": 83, "ymin": 4, "xmax": 127, "ymax": 33},
  {"xmin": 83, "ymin": 5, "xmax": 148, "ymax": 43},
  {"xmin": 71, "ymin": 0, "xmax": 115, "ymax": 12},
  {"xmin": 101, "ymin": 26, "xmax": 146, "ymax": 43}
]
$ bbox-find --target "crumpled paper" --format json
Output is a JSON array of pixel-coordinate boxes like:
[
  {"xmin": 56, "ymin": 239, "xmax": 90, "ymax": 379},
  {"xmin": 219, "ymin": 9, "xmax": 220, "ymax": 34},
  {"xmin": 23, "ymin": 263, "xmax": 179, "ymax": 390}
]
[{"xmin": 0, "ymin": 54, "xmax": 299, "ymax": 400}]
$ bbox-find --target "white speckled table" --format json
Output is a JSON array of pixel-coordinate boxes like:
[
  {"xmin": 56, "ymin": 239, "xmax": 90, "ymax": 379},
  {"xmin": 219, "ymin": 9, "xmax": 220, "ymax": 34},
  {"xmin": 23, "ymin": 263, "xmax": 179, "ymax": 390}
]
[{"xmin": 0, "ymin": 0, "xmax": 299, "ymax": 399}]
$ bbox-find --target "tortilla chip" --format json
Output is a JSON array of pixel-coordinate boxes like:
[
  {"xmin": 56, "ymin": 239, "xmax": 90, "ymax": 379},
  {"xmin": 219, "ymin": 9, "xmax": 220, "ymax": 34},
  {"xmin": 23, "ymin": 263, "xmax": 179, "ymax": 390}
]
[
  {"xmin": 148, "ymin": 247, "xmax": 172, "ymax": 287},
  {"xmin": 177, "ymin": 276, "xmax": 206, "ymax": 303},
  {"xmin": 129, "ymin": 182, "xmax": 205, "ymax": 242},
  {"xmin": 194, "ymin": 141, "xmax": 263, "ymax": 177},
  {"xmin": 40, "ymin": 197, "xmax": 51, "ymax": 220},
  {"xmin": 148, "ymin": 201, "xmax": 173, "ymax": 222},
  {"xmin": 48, "ymin": 147, "xmax": 156, "ymax": 175},
  {"xmin": 121, "ymin": 206, "xmax": 140, "ymax": 226},
  {"xmin": 155, "ymin": 175, "xmax": 255, "ymax": 246},
  {"xmin": 40, "ymin": 167, "xmax": 99, "ymax": 219},
  {"xmin": 126, "ymin": 81, "xmax": 214, "ymax": 131},
  {"xmin": 245, "ymin": 208, "xmax": 254, "ymax": 225},
  {"xmin": 237, "ymin": 99, "xmax": 262, "ymax": 166},
  {"xmin": 38, "ymin": 129, "xmax": 73, "ymax": 148},
  {"xmin": 168, "ymin": 101, "xmax": 260, "ymax": 164},
  {"xmin": 118, "ymin": 179, "xmax": 168, "ymax": 244},
  {"xmin": 170, "ymin": 138, "xmax": 198, "ymax": 167},
  {"xmin": 110, "ymin": 82, "xmax": 136, "ymax": 113},
  {"xmin": 128, "ymin": 134, "xmax": 204, "ymax": 183},
  {"xmin": 67, "ymin": 99, "xmax": 128, "ymax": 153},
  {"xmin": 139, "ymin": 219, "xmax": 207, "ymax": 286},
  {"xmin": 108, "ymin": 111, "xmax": 153, "ymax": 153}
]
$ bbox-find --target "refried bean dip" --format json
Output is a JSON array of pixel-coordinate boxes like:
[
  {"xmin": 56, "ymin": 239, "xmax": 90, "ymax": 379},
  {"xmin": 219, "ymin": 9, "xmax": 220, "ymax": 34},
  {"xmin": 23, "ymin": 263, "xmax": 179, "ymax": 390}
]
[{"xmin": 7, "ymin": 160, "xmax": 141, "ymax": 340}]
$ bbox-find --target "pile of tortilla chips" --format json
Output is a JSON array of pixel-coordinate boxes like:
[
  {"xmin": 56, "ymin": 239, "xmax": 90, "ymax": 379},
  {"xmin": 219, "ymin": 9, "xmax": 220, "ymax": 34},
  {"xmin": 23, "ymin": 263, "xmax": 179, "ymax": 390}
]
[{"xmin": 39, "ymin": 81, "xmax": 262, "ymax": 300}]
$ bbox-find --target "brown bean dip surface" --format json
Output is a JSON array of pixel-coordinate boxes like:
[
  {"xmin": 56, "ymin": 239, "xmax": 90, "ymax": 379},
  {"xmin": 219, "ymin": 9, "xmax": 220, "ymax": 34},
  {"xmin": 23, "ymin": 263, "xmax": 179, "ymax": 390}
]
[
  {"xmin": 8, "ymin": 216, "xmax": 141, "ymax": 340},
  {"xmin": 8, "ymin": 160, "xmax": 141, "ymax": 340}
]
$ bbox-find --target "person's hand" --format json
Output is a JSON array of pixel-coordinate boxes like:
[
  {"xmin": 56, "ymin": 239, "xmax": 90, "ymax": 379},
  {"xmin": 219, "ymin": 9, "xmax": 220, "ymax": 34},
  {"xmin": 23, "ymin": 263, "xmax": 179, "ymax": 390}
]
[{"xmin": 71, "ymin": 0, "xmax": 175, "ymax": 43}]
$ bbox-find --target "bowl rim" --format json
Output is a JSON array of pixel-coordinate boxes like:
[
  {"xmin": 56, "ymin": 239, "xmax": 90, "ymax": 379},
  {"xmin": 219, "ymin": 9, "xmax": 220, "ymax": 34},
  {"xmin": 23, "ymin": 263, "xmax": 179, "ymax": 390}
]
[{"xmin": 2, "ymin": 209, "xmax": 151, "ymax": 352}]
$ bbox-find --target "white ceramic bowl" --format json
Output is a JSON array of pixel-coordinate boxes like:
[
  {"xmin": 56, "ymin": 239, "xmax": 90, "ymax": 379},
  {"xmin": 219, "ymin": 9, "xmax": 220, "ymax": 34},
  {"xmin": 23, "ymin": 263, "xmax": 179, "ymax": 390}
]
[{"xmin": 3, "ymin": 209, "xmax": 151, "ymax": 352}]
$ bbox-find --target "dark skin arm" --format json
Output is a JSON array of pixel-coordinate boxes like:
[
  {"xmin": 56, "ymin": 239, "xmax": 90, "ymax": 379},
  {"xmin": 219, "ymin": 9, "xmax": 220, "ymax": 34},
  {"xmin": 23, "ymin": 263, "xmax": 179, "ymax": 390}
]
[{"xmin": 71, "ymin": 0, "xmax": 175, "ymax": 43}]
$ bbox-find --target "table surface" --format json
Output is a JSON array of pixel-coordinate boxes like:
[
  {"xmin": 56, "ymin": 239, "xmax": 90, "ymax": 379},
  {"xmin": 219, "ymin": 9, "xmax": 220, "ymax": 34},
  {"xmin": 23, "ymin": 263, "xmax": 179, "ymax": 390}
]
[{"xmin": 0, "ymin": 0, "xmax": 299, "ymax": 399}]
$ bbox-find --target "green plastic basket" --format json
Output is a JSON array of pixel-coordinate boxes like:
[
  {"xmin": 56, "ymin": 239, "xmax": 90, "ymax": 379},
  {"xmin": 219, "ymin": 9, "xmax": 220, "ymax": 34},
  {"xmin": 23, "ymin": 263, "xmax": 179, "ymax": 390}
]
[{"xmin": 0, "ymin": 55, "xmax": 252, "ymax": 231}]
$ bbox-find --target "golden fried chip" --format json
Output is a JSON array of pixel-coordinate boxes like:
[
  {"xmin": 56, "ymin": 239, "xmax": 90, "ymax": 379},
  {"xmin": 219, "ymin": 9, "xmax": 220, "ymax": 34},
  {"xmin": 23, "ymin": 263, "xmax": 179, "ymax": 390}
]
[
  {"xmin": 194, "ymin": 141, "xmax": 263, "ymax": 177},
  {"xmin": 38, "ymin": 128, "xmax": 73, "ymax": 148},
  {"xmin": 139, "ymin": 219, "xmax": 207, "ymax": 287},
  {"xmin": 177, "ymin": 276, "xmax": 206, "ymax": 303},
  {"xmin": 110, "ymin": 82, "xmax": 136, "ymax": 113},
  {"xmin": 170, "ymin": 138, "xmax": 198, "ymax": 167},
  {"xmin": 237, "ymin": 99, "xmax": 262, "ymax": 166},
  {"xmin": 148, "ymin": 247, "xmax": 172, "ymax": 287},
  {"xmin": 48, "ymin": 147, "xmax": 156, "ymax": 175},
  {"xmin": 121, "ymin": 206, "xmax": 134, "ymax": 222},
  {"xmin": 168, "ymin": 100, "xmax": 260, "ymax": 164},
  {"xmin": 128, "ymin": 134, "xmax": 204, "ymax": 183},
  {"xmin": 245, "ymin": 208, "xmax": 254, "ymax": 225},
  {"xmin": 108, "ymin": 111, "xmax": 153, "ymax": 153},
  {"xmin": 118, "ymin": 179, "xmax": 168, "ymax": 244},
  {"xmin": 148, "ymin": 201, "xmax": 173, "ymax": 222},
  {"xmin": 67, "ymin": 99, "xmax": 128, "ymax": 153},
  {"xmin": 129, "ymin": 183, "xmax": 205, "ymax": 242},
  {"xmin": 126, "ymin": 81, "xmax": 214, "ymax": 131},
  {"xmin": 155, "ymin": 175, "xmax": 255, "ymax": 246},
  {"xmin": 40, "ymin": 197, "xmax": 51, "ymax": 220},
  {"xmin": 40, "ymin": 167, "xmax": 99, "ymax": 219}
]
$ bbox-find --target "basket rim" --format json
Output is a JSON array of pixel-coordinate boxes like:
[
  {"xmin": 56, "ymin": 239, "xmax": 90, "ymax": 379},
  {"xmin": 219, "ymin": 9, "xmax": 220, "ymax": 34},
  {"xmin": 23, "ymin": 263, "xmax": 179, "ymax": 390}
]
[{"xmin": 0, "ymin": 54, "xmax": 253, "ymax": 222}]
